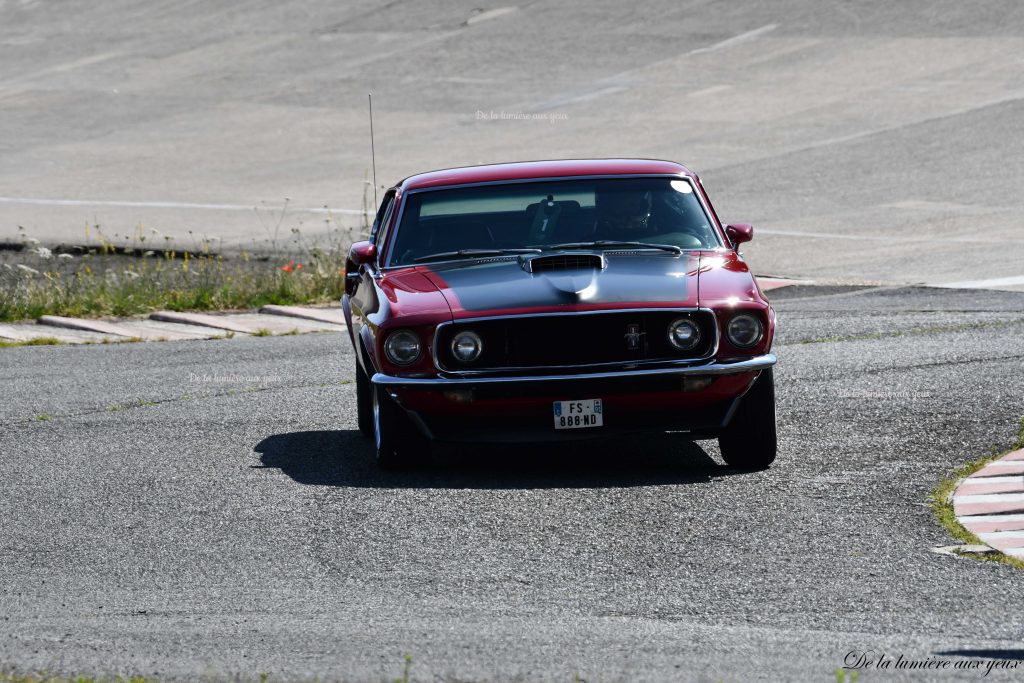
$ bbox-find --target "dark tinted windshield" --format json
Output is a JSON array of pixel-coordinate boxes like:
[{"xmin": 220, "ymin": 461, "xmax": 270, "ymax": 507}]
[{"xmin": 387, "ymin": 177, "xmax": 720, "ymax": 266}]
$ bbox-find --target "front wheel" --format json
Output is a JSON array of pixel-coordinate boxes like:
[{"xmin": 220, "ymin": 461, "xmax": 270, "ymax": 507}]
[
  {"xmin": 372, "ymin": 384, "xmax": 430, "ymax": 469},
  {"xmin": 718, "ymin": 368, "xmax": 777, "ymax": 470},
  {"xmin": 355, "ymin": 360, "xmax": 374, "ymax": 437}
]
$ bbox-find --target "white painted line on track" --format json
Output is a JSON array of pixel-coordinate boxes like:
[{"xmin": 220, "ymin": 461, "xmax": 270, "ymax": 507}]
[
  {"xmin": 6, "ymin": 195, "xmax": 1014, "ymax": 250},
  {"xmin": 534, "ymin": 86, "xmax": 628, "ymax": 110},
  {"xmin": 706, "ymin": 90, "xmax": 1024, "ymax": 175},
  {"xmin": 7, "ymin": 198, "xmax": 1019, "ymax": 255},
  {"xmin": 0, "ymin": 197, "xmax": 368, "ymax": 215},
  {"xmin": 690, "ymin": 85, "xmax": 733, "ymax": 98},
  {"xmin": 687, "ymin": 24, "xmax": 778, "ymax": 55},
  {"xmin": 530, "ymin": 25, "xmax": 777, "ymax": 111},
  {"xmin": 758, "ymin": 228, "xmax": 1024, "ymax": 246},
  {"xmin": 759, "ymin": 229, "xmax": 895, "ymax": 241},
  {"xmin": 16, "ymin": 198, "xmax": 997, "ymax": 247},
  {"xmin": 0, "ymin": 51, "xmax": 123, "ymax": 94},
  {"xmin": 884, "ymin": 200, "xmax": 996, "ymax": 213},
  {"xmin": 465, "ymin": 6, "xmax": 517, "ymax": 25},
  {"xmin": 937, "ymin": 275, "xmax": 1024, "ymax": 289}
]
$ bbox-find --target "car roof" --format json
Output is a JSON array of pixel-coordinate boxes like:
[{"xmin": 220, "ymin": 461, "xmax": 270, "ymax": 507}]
[{"xmin": 398, "ymin": 158, "xmax": 694, "ymax": 191}]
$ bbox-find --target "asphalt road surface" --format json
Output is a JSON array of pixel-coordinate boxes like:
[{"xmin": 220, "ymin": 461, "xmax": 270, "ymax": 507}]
[
  {"xmin": 2, "ymin": 1, "xmax": 1024, "ymax": 288},
  {"xmin": 3, "ymin": 284, "xmax": 1024, "ymax": 681}
]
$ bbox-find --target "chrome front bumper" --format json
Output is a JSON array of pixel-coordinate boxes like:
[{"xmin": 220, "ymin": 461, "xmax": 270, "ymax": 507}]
[{"xmin": 371, "ymin": 353, "xmax": 776, "ymax": 387}]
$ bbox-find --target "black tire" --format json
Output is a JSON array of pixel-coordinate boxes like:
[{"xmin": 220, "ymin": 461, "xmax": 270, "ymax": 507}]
[
  {"xmin": 372, "ymin": 384, "xmax": 430, "ymax": 469},
  {"xmin": 718, "ymin": 368, "xmax": 777, "ymax": 470},
  {"xmin": 355, "ymin": 359, "xmax": 374, "ymax": 437}
]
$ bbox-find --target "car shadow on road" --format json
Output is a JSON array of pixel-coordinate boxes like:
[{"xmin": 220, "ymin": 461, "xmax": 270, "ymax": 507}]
[{"xmin": 253, "ymin": 429, "xmax": 744, "ymax": 489}]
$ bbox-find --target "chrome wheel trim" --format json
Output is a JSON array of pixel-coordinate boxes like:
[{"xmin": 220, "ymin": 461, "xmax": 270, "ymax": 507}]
[{"xmin": 372, "ymin": 388, "xmax": 382, "ymax": 452}]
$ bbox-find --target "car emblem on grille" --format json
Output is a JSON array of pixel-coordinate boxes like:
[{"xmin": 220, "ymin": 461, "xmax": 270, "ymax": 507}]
[{"xmin": 624, "ymin": 324, "xmax": 645, "ymax": 351}]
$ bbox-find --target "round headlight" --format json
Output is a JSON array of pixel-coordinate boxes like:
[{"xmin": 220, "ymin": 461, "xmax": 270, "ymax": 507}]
[
  {"xmin": 384, "ymin": 329, "xmax": 421, "ymax": 365},
  {"xmin": 450, "ymin": 330, "xmax": 483, "ymax": 363},
  {"xmin": 727, "ymin": 314, "xmax": 763, "ymax": 348},
  {"xmin": 668, "ymin": 318, "xmax": 701, "ymax": 350}
]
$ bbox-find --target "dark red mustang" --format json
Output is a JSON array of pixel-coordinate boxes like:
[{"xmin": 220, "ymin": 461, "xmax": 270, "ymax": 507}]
[{"xmin": 343, "ymin": 159, "xmax": 777, "ymax": 469}]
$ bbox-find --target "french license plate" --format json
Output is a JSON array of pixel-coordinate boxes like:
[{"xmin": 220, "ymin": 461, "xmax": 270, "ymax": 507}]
[{"xmin": 553, "ymin": 398, "xmax": 604, "ymax": 430}]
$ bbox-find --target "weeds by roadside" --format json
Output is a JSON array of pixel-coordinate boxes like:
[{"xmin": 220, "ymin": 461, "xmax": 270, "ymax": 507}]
[
  {"xmin": 0, "ymin": 337, "xmax": 62, "ymax": 348},
  {"xmin": 394, "ymin": 655, "xmax": 413, "ymax": 683},
  {"xmin": 0, "ymin": 673, "xmax": 158, "ymax": 683},
  {"xmin": 0, "ymin": 201, "xmax": 369, "ymax": 322},
  {"xmin": 0, "ymin": 337, "xmax": 146, "ymax": 349}
]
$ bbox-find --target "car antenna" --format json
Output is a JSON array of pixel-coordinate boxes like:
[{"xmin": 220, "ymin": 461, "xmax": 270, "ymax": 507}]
[{"xmin": 368, "ymin": 92, "xmax": 378, "ymax": 209}]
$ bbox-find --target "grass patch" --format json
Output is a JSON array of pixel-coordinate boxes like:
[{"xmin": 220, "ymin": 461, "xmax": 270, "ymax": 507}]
[
  {"xmin": 929, "ymin": 416, "xmax": 1024, "ymax": 570},
  {"xmin": 0, "ymin": 206, "xmax": 368, "ymax": 322},
  {"xmin": 108, "ymin": 399, "xmax": 159, "ymax": 413},
  {"xmin": 252, "ymin": 328, "xmax": 273, "ymax": 337},
  {"xmin": 0, "ymin": 337, "xmax": 63, "ymax": 348}
]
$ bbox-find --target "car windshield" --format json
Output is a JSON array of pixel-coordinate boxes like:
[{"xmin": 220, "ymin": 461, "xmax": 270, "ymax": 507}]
[{"xmin": 386, "ymin": 177, "xmax": 721, "ymax": 266}]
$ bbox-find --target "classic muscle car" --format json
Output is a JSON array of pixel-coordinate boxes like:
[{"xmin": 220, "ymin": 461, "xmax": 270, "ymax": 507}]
[{"xmin": 343, "ymin": 159, "xmax": 777, "ymax": 469}]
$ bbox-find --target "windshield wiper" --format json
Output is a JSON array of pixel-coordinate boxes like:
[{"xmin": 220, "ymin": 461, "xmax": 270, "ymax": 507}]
[
  {"xmin": 413, "ymin": 248, "xmax": 542, "ymax": 263},
  {"xmin": 544, "ymin": 240, "xmax": 683, "ymax": 255}
]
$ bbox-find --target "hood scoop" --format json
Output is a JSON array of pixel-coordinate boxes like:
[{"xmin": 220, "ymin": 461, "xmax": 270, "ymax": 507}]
[{"xmin": 521, "ymin": 252, "xmax": 607, "ymax": 274}]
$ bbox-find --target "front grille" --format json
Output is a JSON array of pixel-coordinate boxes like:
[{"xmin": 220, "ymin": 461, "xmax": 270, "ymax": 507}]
[
  {"xmin": 525, "ymin": 253, "xmax": 605, "ymax": 273},
  {"xmin": 436, "ymin": 309, "xmax": 716, "ymax": 373}
]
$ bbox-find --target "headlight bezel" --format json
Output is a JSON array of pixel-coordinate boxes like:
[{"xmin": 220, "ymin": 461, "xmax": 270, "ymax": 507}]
[
  {"xmin": 450, "ymin": 330, "xmax": 483, "ymax": 363},
  {"xmin": 726, "ymin": 313, "xmax": 764, "ymax": 348},
  {"xmin": 667, "ymin": 317, "xmax": 702, "ymax": 351},
  {"xmin": 383, "ymin": 328, "xmax": 422, "ymax": 366}
]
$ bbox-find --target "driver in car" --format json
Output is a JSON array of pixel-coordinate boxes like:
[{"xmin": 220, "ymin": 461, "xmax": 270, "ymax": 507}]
[
  {"xmin": 592, "ymin": 187, "xmax": 705, "ymax": 248},
  {"xmin": 593, "ymin": 189, "xmax": 659, "ymax": 240}
]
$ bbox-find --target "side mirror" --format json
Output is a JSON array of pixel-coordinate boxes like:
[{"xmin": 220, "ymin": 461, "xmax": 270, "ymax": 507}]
[
  {"xmin": 725, "ymin": 223, "xmax": 753, "ymax": 249},
  {"xmin": 348, "ymin": 241, "xmax": 377, "ymax": 266}
]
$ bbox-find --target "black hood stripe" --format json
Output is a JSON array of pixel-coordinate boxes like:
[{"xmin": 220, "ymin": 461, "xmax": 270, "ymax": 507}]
[{"xmin": 426, "ymin": 254, "xmax": 696, "ymax": 312}]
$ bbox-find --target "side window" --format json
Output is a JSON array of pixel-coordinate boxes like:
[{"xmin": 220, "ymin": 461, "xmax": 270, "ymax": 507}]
[
  {"xmin": 374, "ymin": 193, "xmax": 400, "ymax": 265},
  {"xmin": 369, "ymin": 189, "xmax": 396, "ymax": 244}
]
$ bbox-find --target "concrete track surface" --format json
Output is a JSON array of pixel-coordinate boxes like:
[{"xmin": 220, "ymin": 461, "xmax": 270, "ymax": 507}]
[
  {"xmin": 2, "ymin": 285, "xmax": 1024, "ymax": 681},
  {"xmin": 2, "ymin": 1, "xmax": 1024, "ymax": 288}
]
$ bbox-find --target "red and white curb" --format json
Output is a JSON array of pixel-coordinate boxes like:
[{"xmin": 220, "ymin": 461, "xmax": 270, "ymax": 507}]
[
  {"xmin": 952, "ymin": 448, "xmax": 1024, "ymax": 559},
  {"xmin": 0, "ymin": 305, "xmax": 346, "ymax": 345}
]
